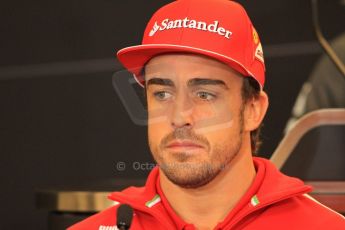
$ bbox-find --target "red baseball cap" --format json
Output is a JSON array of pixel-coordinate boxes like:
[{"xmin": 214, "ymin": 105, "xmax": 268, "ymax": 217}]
[{"xmin": 117, "ymin": 0, "xmax": 265, "ymax": 89}]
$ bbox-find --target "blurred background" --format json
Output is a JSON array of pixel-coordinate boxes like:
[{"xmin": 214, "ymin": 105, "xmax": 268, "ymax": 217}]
[{"xmin": 0, "ymin": 0, "xmax": 344, "ymax": 229}]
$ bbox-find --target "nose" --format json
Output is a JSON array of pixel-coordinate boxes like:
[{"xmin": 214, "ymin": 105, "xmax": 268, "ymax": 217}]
[{"xmin": 170, "ymin": 94, "xmax": 194, "ymax": 129}]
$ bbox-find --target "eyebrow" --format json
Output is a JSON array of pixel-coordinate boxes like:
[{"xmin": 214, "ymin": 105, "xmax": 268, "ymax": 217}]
[
  {"xmin": 146, "ymin": 77, "xmax": 228, "ymax": 89},
  {"xmin": 188, "ymin": 78, "xmax": 228, "ymax": 89},
  {"xmin": 146, "ymin": 78, "xmax": 174, "ymax": 87}
]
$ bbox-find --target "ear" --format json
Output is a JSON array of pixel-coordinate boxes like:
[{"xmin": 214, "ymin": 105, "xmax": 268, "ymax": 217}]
[{"xmin": 243, "ymin": 91, "xmax": 269, "ymax": 132}]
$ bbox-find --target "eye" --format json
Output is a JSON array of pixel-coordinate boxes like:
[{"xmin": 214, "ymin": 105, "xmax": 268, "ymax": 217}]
[
  {"xmin": 196, "ymin": 91, "xmax": 216, "ymax": 101},
  {"xmin": 153, "ymin": 91, "xmax": 173, "ymax": 101}
]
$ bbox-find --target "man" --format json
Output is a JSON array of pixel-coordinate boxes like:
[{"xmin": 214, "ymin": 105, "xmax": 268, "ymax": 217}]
[{"xmin": 69, "ymin": 0, "xmax": 345, "ymax": 229}]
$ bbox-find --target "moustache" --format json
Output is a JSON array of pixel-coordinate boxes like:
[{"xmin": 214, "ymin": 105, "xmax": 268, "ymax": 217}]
[{"xmin": 160, "ymin": 127, "xmax": 210, "ymax": 149}]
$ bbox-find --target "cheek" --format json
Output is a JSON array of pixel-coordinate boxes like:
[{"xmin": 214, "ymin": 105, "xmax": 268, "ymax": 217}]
[
  {"xmin": 147, "ymin": 98, "xmax": 173, "ymax": 147},
  {"xmin": 196, "ymin": 120, "xmax": 242, "ymax": 157},
  {"xmin": 193, "ymin": 102, "xmax": 235, "ymax": 134},
  {"xmin": 148, "ymin": 122, "xmax": 170, "ymax": 146},
  {"xmin": 203, "ymin": 125, "xmax": 236, "ymax": 142},
  {"xmin": 147, "ymin": 100, "xmax": 168, "ymax": 124}
]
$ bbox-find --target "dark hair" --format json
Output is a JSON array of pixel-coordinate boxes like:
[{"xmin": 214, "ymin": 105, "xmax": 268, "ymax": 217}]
[{"xmin": 241, "ymin": 77, "xmax": 262, "ymax": 155}]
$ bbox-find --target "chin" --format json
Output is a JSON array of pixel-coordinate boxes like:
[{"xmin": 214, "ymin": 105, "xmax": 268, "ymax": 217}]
[{"xmin": 162, "ymin": 162, "xmax": 222, "ymax": 189}]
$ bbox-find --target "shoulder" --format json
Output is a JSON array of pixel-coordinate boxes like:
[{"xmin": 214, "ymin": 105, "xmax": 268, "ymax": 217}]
[
  {"xmin": 298, "ymin": 194, "xmax": 345, "ymax": 224},
  {"xmin": 260, "ymin": 194, "xmax": 345, "ymax": 229}
]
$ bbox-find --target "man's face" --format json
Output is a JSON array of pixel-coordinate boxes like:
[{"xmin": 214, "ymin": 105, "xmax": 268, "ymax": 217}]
[{"xmin": 145, "ymin": 53, "xmax": 246, "ymax": 188}]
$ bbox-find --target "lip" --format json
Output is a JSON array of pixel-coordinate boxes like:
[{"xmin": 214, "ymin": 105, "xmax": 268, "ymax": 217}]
[{"xmin": 166, "ymin": 140, "xmax": 204, "ymax": 149}]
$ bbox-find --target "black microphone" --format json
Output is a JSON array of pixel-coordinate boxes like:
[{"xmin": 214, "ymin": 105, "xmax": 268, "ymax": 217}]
[{"xmin": 116, "ymin": 204, "xmax": 134, "ymax": 230}]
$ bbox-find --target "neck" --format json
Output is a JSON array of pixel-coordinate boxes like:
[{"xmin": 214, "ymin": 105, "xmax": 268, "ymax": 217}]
[{"xmin": 159, "ymin": 150, "xmax": 256, "ymax": 230}]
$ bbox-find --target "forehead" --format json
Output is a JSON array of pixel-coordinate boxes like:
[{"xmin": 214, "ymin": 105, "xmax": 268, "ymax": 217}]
[{"xmin": 144, "ymin": 53, "xmax": 243, "ymax": 84}]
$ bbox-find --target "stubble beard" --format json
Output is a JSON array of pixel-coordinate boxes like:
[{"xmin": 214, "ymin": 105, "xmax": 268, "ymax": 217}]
[
  {"xmin": 149, "ymin": 114, "xmax": 244, "ymax": 189},
  {"xmin": 157, "ymin": 142, "xmax": 242, "ymax": 189}
]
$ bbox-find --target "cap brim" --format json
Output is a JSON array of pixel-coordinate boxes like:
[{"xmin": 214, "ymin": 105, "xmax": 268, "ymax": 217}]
[{"xmin": 117, "ymin": 44, "xmax": 260, "ymax": 88}]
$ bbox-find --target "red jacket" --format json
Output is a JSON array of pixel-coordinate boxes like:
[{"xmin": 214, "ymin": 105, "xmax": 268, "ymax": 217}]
[{"xmin": 69, "ymin": 157, "xmax": 345, "ymax": 229}]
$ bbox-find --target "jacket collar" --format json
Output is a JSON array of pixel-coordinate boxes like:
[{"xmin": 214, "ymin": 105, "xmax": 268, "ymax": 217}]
[{"xmin": 108, "ymin": 157, "xmax": 312, "ymax": 229}]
